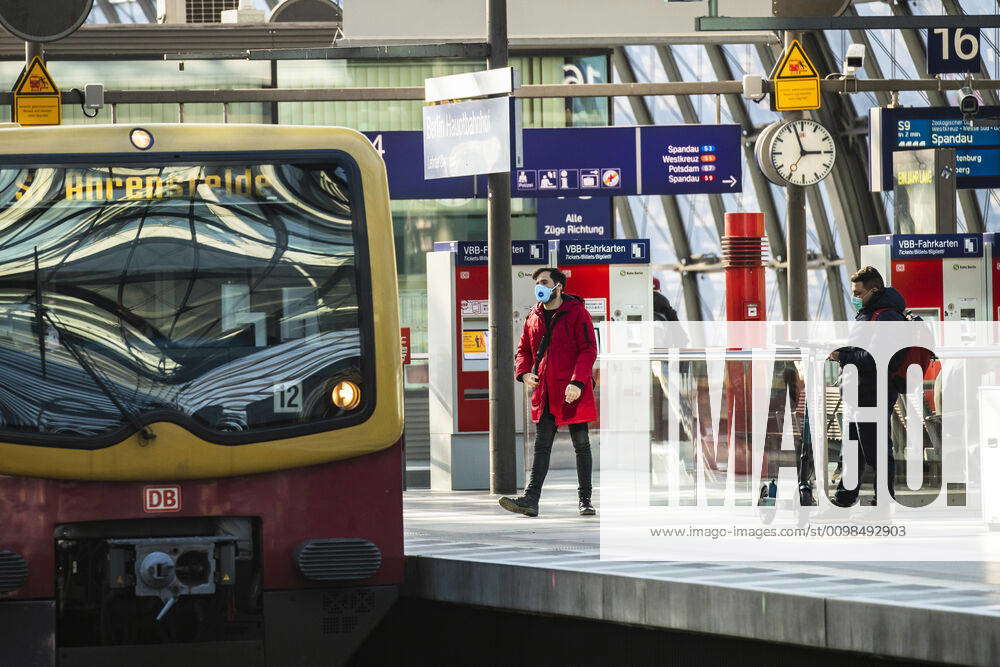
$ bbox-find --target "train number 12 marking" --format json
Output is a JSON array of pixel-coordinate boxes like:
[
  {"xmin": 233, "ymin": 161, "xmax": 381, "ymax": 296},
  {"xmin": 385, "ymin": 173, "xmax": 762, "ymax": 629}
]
[{"xmin": 273, "ymin": 380, "xmax": 304, "ymax": 414}]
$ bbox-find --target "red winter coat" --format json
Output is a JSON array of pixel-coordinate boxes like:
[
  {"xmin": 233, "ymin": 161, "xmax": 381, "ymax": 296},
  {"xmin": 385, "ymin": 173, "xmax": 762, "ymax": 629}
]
[{"xmin": 514, "ymin": 294, "xmax": 598, "ymax": 425}]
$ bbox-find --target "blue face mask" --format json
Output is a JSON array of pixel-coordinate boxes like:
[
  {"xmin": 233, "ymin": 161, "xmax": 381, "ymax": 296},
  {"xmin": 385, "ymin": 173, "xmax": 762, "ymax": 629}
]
[
  {"xmin": 851, "ymin": 296, "xmax": 864, "ymax": 311},
  {"xmin": 535, "ymin": 284, "xmax": 555, "ymax": 303}
]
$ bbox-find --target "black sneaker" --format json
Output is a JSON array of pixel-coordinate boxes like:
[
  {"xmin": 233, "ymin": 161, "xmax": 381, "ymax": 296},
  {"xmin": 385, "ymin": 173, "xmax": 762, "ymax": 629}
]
[
  {"xmin": 499, "ymin": 495, "xmax": 538, "ymax": 517},
  {"xmin": 578, "ymin": 499, "xmax": 596, "ymax": 516},
  {"xmin": 799, "ymin": 484, "xmax": 816, "ymax": 507},
  {"xmin": 831, "ymin": 490, "xmax": 857, "ymax": 508}
]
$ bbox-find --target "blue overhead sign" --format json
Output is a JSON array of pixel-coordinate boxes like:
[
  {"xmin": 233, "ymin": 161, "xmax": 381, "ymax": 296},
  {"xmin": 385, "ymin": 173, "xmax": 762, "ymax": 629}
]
[
  {"xmin": 433, "ymin": 240, "xmax": 548, "ymax": 266},
  {"xmin": 554, "ymin": 239, "xmax": 650, "ymax": 265},
  {"xmin": 363, "ymin": 131, "xmax": 482, "ymax": 199},
  {"xmin": 368, "ymin": 124, "xmax": 742, "ymax": 199},
  {"xmin": 639, "ymin": 124, "xmax": 742, "ymax": 194},
  {"xmin": 514, "ymin": 127, "xmax": 636, "ymax": 197},
  {"xmin": 536, "ymin": 197, "xmax": 612, "ymax": 240},
  {"xmin": 871, "ymin": 106, "xmax": 1000, "ymax": 191},
  {"xmin": 513, "ymin": 125, "xmax": 742, "ymax": 198},
  {"xmin": 868, "ymin": 233, "xmax": 984, "ymax": 259}
]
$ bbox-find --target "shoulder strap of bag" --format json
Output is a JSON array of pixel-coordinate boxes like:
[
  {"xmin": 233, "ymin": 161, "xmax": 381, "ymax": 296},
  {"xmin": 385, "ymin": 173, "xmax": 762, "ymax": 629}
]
[{"xmin": 531, "ymin": 310, "xmax": 566, "ymax": 376}]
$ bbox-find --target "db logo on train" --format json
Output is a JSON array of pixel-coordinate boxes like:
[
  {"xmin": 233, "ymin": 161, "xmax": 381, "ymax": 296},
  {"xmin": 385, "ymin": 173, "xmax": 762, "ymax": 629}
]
[{"xmin": 143, "ymin": 485, "xmax": 182, "ymax": 513}]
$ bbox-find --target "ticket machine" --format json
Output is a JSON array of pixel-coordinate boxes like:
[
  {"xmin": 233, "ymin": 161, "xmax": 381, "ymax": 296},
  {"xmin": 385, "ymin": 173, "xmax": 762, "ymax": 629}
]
[
  {"xmin": 986, "ymin": 234, "xmax": 1000, "ymax": 321},
  {"xmin": 523, "ymin": 238, "xmax": 654, "ymax": 473},
  {"xmin": 426, "ymin": 240, "xmax": 546, "ymax": 490},
  {"xmin": 552, "ymin": 238, "xmax": 654, "ymax": 346},
  {"xmin": 860, "ymin": 233, "xmax": 989, "ymax": 321}
]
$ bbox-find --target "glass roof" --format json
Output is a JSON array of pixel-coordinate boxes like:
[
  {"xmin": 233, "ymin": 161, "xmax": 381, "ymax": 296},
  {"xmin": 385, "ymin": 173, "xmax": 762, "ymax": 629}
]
[
  {"xmin": 79, "ymin": 0, "xmax": 1000, "ymax": 320},
  {"xmin": 615, "ymin": 0, "xmax": 1000, "ymax": 321}
]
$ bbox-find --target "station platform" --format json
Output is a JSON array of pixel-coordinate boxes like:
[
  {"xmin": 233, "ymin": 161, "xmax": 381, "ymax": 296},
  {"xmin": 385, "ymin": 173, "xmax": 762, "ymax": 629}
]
[{"xmin": 403, "ymin": 471, "xmax": 1000, "ymax": 667}]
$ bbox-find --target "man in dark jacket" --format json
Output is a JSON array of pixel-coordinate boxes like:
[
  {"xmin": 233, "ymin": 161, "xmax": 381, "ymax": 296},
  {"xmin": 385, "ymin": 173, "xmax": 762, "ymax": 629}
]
[
  {"xmin": 499, "ymin": 267, "xmax": 598, "ymax": 518},
  {"xmin": 828, "ymin": 266, "xmax": 905, "ymax": 506},
  {"xmin": 652, "ymin": 277, "xmax": 679, "ymax": 322}
]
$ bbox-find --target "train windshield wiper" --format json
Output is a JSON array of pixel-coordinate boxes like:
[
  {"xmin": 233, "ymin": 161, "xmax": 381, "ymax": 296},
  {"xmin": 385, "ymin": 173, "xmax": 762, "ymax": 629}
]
[{"xmin": 40, "ymin": 309, "xmax": 156, "ymax": 443}]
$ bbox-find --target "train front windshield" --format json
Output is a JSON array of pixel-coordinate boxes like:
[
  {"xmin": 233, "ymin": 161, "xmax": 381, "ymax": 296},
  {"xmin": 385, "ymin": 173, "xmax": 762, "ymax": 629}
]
[{"xmin": 0, "ymin": 159, "xmax": 371, "ymax": 444}]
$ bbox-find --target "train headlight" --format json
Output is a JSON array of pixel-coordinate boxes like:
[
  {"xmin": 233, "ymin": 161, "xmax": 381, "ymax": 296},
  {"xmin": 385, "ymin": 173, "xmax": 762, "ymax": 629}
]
[
  {"xmin": 129, "ymin": 128, "xmax": 154, "ymax": 150},
  {"xmin": 331, "ymin": 380, "xmax": 361, "ymax": 410}
]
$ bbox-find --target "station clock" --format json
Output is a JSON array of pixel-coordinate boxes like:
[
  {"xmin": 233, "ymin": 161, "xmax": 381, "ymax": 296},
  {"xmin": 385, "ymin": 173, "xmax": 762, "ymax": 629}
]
[{"xmin": 756, "ymin": 119, "xmax": 836, "ymax": 187}]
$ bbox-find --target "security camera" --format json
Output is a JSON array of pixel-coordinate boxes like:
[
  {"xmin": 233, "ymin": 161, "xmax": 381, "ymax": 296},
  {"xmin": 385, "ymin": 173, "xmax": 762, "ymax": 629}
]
[
  {"xmin": 844, "ymin": 44, "xmax": 865, "ymax": 75},
  {"xmin": 742, "ymin": 75, "xmax": 765, "ymax": 102},
  {"xmin": 959, "ymin": 86, "xmax": 980, "ymax": 117}
]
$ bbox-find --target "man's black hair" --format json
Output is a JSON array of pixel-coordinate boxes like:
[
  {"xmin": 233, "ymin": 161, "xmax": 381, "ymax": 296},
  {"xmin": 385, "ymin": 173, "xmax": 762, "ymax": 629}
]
[
  {"xmin": 849, "ymin": 265, "xmax": 885, "ymax": 290},
  {"xmin": 532, "ymin": 267, "xmax": 567, "ymax": 288}
]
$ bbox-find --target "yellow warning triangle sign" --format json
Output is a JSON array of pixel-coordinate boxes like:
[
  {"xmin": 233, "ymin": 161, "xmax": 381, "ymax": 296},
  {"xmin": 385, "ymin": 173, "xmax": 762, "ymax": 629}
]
[
  {"xmin": 15, "ymin": 56, "xmax": 59, "ymax": 95},
  {"xmin": 773, "ymin": 40, "xmax": 818, "ymax": 80}
]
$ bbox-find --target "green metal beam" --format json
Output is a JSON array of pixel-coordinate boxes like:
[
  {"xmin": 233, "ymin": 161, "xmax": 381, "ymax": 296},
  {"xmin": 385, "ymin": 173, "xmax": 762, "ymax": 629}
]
[
  {"xmin": 165, "ymin": 43, "xmax": 491, "ymax": 61},
  {"xmin": 698, "ymin": 14, "xmax": 1000, "ymax": 31}
]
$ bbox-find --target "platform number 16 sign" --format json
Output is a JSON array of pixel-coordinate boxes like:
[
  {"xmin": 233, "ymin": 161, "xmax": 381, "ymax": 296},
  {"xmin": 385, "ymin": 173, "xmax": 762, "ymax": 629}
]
[{"xmin": 928, "ymin": 28, "xmax": 981, "ymax": 75}]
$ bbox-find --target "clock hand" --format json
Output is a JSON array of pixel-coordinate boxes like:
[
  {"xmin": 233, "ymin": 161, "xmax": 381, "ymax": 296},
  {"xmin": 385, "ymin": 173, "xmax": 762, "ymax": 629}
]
[{"xmin": 793, "ymin": 125, "xmax": 805, "ymax": 155}]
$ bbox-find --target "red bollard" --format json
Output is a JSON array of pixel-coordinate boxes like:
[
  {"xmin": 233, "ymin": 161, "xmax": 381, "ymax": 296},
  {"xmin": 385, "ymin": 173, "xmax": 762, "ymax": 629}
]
[
  {"xmin": 722, "ymin": 212, "xmax": 767, "ymax": 323},
  {"xmin": 716, "ymin": 213, "xmax": 768, "ymax": 475}
]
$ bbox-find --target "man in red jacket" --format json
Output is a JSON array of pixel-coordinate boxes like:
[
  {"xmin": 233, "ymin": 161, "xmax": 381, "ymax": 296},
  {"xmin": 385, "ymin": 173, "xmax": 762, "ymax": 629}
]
[{"xmin": 499, "ymin": 267, "xmax": 598, "ymax": 517}]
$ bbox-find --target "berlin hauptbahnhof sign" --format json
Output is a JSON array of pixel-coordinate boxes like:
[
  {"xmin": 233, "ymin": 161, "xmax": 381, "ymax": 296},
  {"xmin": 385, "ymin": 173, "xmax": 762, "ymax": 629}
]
[{"xmin": 870, "ymin": 106, "xmax": 1000, "ymax": 191}]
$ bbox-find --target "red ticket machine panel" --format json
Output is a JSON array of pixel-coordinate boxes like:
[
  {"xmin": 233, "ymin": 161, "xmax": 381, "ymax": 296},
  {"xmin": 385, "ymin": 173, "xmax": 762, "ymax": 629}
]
[
  {"xmin": 861, "ymin": 234, "xmax": 986, "ymax": 322},
  {"xmin": 455, "ymin": 264, "xmax": 489, "ymax": 432},
  {"xmin": 988, "ymin": 234, "xmax": 1000, "ymax": 321},
  {"xmin": 559, "ymin": 263, "xmax": 610, "ymax": 323},
  {"xmin": 430, "ymin": 241, "xmax": 550, "ymax": 434},
  {"xmin": 555, "ymin": 238, "xmax": 653, "ymax": 347}
]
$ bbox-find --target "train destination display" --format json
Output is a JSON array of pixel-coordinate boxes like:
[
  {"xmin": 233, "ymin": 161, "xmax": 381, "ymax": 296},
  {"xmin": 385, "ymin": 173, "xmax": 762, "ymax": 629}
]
[{"xmin": 871, "ymin": 106, "xmax": 1000, "ymax": 191}]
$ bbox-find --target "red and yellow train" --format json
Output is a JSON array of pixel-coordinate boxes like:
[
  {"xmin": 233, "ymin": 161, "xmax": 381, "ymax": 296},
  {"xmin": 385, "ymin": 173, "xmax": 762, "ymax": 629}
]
[{"xmin": 0, "ymin": 123, "xmax": 403, "ymax": 666}]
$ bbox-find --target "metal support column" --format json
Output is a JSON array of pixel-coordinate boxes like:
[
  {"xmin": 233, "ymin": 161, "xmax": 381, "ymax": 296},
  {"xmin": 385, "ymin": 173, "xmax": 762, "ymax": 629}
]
[
  {"xmin": 25, "ymin": 41, "xmax": 42, "ymax": 65},
  {"xmin": 137, "ymin": 0, "xmax": 157, "ymax": 23},
  {"xmin": 614, "ymin": 197, "xmax": 639, "ymax": 239},
  {"xmin": 707, "ymin": 44, "xmax": 789, "ymax": 319},
  {"xmin": 805, "ymin": 184, "xmax": 848, "ymax": 320},
  {"xmin": 891, "ymin": 1, "xmax": 984, "ymax": 234},
  {"xmin": 782, "ymin": 30, "xmax": 809, "ymax": 321},
  {"xmin": 487, "ymin": 0, "xmax": 516, "ymax": 495},
  {"xmin": 96, "ymin": 0, "xmax": 123, "ymax": 23},
  {"xmin": 611, "ymin": 47, "xmax": 703, "ymax": 320},
  {"xmin": 657, "ymin": 46, "xmax": 728, "ymax": 239},
  {"xmin": 801, "ymin": 31, "xmax": 886, "ymax": 274}
]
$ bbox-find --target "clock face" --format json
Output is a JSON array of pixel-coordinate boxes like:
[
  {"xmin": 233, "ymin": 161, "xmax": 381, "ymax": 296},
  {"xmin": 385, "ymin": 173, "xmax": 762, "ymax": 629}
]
[{"xmin": 766, "ymin": 120, "xmax": 836, "ymax": 186}]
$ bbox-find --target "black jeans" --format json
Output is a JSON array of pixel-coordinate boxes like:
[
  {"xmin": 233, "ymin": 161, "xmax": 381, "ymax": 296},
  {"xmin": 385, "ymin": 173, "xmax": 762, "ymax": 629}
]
[
  {"xmin": 834, "ymin": 398, "xmax": 898, "ymax": 505},
  {"xmin": 525, "ymin": 411, "xmax": 592, "ymax": 502},
  {"xmin": 798, "ymin": 408, "xmax": 814, "ymax": 488}
]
